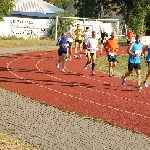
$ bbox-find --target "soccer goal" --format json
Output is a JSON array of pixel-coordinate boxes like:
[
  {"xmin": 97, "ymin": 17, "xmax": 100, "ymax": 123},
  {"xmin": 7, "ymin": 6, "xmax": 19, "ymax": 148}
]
[{"xmin": 54, "ymin": 16, "xmax": 123, "ymax": 41}]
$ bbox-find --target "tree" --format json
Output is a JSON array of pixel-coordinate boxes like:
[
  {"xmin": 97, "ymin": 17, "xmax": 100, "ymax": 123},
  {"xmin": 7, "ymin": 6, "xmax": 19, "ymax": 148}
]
[
  {"xmin": 111, "ymin": 0, "xmax": 150, "ymax": 34},
  {"xmin": 0, "ymin": 0, "xmax": 14, "ymax": 21},
  {"xmin": 48, "ymin": 11, "xmax": 74, "ymax": 39},
  {"xmin": 74, "ymin": 0, "xmax": 150, "ymax": 34},
  {"xmin": 74, "ymin": 0, "xmax": 114, "ymax": 18}
]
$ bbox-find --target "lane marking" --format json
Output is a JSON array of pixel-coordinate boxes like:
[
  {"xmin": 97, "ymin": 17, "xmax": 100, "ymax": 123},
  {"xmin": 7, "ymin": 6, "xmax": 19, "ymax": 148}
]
[{"xmin": 5, "ymin": 54, "xmax": 150, "ymax": 120}]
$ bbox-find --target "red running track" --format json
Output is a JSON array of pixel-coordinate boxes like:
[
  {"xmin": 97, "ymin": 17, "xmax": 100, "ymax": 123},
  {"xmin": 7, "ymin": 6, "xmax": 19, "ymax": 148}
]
[{"xmin": 0, "ymin": 46, "xmax": 150, "ymax": 136}]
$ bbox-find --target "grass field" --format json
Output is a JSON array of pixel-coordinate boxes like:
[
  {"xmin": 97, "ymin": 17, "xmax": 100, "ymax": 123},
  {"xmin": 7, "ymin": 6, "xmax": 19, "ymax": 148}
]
[
  {"xmin": 0, "ymin": 39, "xmax": 56, "ymax": 48},
  {"xmin": 0, "ymin": 132, "xmax": 37, "ymax": 150},
  {"xmin": 96, "ymin": 54, "xmax": 149, "ymax": 84},
  {"xmin": 0, "ymin": 38, "xmax": 126, "ymax": 48}
]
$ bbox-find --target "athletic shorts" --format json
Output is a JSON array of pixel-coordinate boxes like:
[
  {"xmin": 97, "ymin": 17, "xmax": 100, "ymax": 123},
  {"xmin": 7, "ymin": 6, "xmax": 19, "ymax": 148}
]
[
  {"xmin": 146, "ymin": 61, "xmax": 150, "ymax": 65},
  {"xmin": 83, "ymin": 42, "xmax": 87, "ymax": 49},
  {"xmin": 108, "ymin": 55, "xmax": 117, "ymax": 62},
  {"xmin": 87, "ymin": 53, "xmax": 96, "ymax": 59},
  {"xmin": 75, "ymin": 40, "xmax": 82, "ymax": 44},
  {"xmin": 127, "ymin": 40, "xmax": 131, "ymax": 45},
  {"xmin": 67, "ymin": 41, "xmax": 72, "ymax": 46},
  {"xmin": 58, "ymin": 51, "xmax": 67, "ymax": 56},
  {"xmin": 128, "ymin": 63, "xmax": 141, "ymax": 71},
  {"xmin": 101, "ymin": 39, "xmax": 106, "ymax": 45}
]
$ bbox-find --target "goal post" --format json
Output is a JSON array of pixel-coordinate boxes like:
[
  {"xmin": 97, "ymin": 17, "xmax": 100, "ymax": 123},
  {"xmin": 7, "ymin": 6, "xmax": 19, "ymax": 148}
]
[{"xmin": 54, "ymin": 16, "xmax": 123, "ymax": 41}]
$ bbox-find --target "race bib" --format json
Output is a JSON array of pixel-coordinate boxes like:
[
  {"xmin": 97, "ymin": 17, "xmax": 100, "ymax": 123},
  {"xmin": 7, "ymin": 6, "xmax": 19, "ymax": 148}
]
[
  {"xmin": 109, "ymin": 52, "xmax": 114, "ymax": 56},
  {"xmin": 92, "ymin": 49, "xmax": 96, "ymax": 52},
  {"xmin": 135, "ymin": 50, "xmax": 141, "ymax": 55},
  {"xmin": 64, "ymin": 43, "xmax": 69, "ymax": 47},
  {"xmin": 77, "ymin": 34, "xmax": 81, "ymax": 37},
  {"xmin": 88, "ymin": 48, "xmax": 97, "ymax": 53}
]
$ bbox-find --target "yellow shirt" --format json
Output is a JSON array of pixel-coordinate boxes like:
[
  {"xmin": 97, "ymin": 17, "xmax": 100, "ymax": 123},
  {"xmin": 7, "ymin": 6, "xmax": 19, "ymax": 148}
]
[{"xmin": 75, "ymin": 29, "xmax": 83, "ymax": 40}]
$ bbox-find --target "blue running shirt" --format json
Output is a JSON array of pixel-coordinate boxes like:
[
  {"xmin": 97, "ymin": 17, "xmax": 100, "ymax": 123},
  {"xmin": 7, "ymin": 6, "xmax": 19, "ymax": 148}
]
[
  {"xmin": 57, "ymin": 38, "xmax": 68, "ymax": 51},
  {"xmin": 128, "ymin": 42, "xmax": 143, "ymax": 63},
  {"xmin": 146, "ymin": 44, "xmax": 150, "ymax": 61}
]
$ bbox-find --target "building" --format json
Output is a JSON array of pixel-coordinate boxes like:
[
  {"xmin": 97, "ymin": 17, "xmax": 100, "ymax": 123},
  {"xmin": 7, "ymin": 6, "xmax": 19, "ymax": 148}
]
[{"xmin": 0, "ymin": 0, "xmax": 63, "ymax": 39}]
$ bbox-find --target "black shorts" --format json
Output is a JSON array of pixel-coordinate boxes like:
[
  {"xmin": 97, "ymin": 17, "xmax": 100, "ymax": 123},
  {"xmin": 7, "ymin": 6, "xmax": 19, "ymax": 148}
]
[
  {"xmin": 128, "ymin": 63, "xmax": 141, "ymax": 71},
  {"xmin": 108, "ymin": 55, "xmax": 117, "ymax": 62},
  {"xmin": 67, "ymin": 41, "xmax": 72, "ymax": 46},
  {"xmin": 101, "ymin": 39, "xmax": 106, "ymax": 45},
  {"xmin": 83, "ymin": 42, "xmax": 87, "ymax": 49},
  {"xmin": 127, "ymin": 40, "xmax": 131, "ymax": 45},
  {"xmin": 75, "ymin": 40, "xmax": 82, "ymax": 44},
  {"xmin": 89, "ymin": 53, "xmax": 95, "ymax": 58},
  {"xmin": 147, "ymin": 61, "xmax": 150, "ymax": 65},
  {"xmin": 58, "ymin": 51, "xmax": 67, "ymax": 56}
]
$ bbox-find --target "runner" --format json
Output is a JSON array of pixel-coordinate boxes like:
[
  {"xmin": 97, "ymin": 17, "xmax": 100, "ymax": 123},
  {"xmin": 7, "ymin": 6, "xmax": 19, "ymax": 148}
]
[
  {"xmin": 82, "ymin": 27, "xmax": 91, "ymax": 59},
  {"xmin": 104, "ymin": 31, "xmax": 119, "ymax": 77},
  {"xmin": 122, "ymin": 34, "xmax": 143, "ymax": 91},
  {"xmin": 143, "ymin": 44, "xmax": 150, "ymax": 87},
  {"xmin": 74, "ymin": 24, "xmax": 83, "ymax": 58},
  {"xmin": 100, "ymin": 28, "xmax": 108, "ymax": 55},
  {"xmin": 125, "ymin": 28, "xmax": 134, "ymax": 45},
  {"xmin": 56, "ymin": 32, "xmax": 68, "ymax": 73},
  {"xmin": 66, "ymin": 24, "xmax": 75, "ymax": 61},
  {"xmin": 84, "ymin": 31, "xmax": 99, "ymax": 75}
]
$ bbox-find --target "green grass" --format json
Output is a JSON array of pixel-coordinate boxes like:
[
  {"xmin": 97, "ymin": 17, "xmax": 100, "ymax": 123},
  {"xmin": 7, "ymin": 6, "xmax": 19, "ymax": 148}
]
[
  {"xmin": 0, "ymin": 39, "xmax": 56, "ymax": 48},
  {"xmin": 0, "ymin": 132, "xmax": 38, "ymax": 150},
  {"xmin": 95, "ymin": 54, "xmax": 149, "ymax": 83}
]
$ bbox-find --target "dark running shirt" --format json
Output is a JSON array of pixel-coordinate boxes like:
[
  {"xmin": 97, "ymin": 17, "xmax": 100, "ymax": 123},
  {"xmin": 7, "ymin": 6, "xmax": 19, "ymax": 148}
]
[
  {"xmin": 101, "ymin": 32, "xmax": 108, "ymax": 40},
  {"xmin": 57, "ymin": 38, "xmax": 68, "ymax": 51}
]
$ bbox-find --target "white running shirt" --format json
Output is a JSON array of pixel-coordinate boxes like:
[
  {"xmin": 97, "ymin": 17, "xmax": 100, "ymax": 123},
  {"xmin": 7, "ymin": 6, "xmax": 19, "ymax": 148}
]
[
  {"xmin": 66, "ymin": 29, "xmax": 73, "ymax": 42},
  {"xmin": 86, "ymin": 37, "xmax": 98, "ymax": 53},
  {"xmin": 82, "ymin": 30, "xmax": 91, "ymax": 42}
]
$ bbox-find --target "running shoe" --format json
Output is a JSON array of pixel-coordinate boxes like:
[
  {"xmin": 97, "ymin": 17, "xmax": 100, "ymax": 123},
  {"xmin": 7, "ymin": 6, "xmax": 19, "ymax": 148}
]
[
  {"xmin": 56, "ymin": 62, "xmax": 59, "ymax": 69},
  {"xmin": 122, "ymin": 76, "xmax": 126, "ymax": 85},
  {"xmin": 109, "ymin": 72, "xmax": 113, "ymax": 77},
  {"xmin": 137, "ymin": 85, "xmax": 142, "ymax": 91},
  {"xmin": 74, "ymin": 54, "xmax": 77, "ymax": 58},
  {"xmin": 84, "ymin": 64, "xmax": 88, "ymax": 70},
  {"xmin": 143, "ymin": 81, "xmax": 148, "ymax": 87},
  {"xmin": 80, "ymin": 54, "xmax": 82, "ymax": 58},
  {"xmin": 62, "ymin": 69, "xmax": 65, "ymax": 73},
  {"xmin": 68, "ymin": 56, "xmax": 71, "ymax": 61},
  {"xmin": 91, "ymin": 71, "xmax": 95, "ymax": 75}
]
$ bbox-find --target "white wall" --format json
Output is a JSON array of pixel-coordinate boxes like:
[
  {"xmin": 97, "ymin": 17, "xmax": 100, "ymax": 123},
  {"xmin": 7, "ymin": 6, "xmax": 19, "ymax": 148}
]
[{"xmin": 0, "ymin": 17, "xmax": 50, "ymax": 39}]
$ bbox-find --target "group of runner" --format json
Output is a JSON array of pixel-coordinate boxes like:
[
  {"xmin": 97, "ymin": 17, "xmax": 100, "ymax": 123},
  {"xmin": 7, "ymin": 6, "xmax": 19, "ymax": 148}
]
[{"xmin": 56, "ymin": 24, "xmax": 150, "ymax": 91}]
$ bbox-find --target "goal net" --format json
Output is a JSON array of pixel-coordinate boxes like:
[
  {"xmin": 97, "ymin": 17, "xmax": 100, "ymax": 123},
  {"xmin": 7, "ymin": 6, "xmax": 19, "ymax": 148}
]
[{"xmin": 55, "ymin": 16, "xmax": 124, "ymax": 41}]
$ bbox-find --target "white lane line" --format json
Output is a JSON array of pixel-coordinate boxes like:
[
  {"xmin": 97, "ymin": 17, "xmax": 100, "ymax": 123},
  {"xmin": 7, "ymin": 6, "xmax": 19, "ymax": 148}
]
[
  {"xmin": 36, "ymin": 58, "xmax": 150, "ymax": 107},
  {"xmin": 6, "ymin": 55, "xmax": 150, "ymax": 120}
]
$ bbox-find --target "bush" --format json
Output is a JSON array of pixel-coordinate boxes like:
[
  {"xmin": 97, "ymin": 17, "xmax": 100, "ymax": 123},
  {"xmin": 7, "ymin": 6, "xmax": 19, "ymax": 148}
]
[{"xmin": 48, "ymin": 11, "xmax": 74, "ymax": 40}]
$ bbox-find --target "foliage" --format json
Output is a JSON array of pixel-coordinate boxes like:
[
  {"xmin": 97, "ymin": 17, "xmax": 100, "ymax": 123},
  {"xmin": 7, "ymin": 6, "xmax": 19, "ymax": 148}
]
[
  {"xmin": 74, "ymin": 0, "xmax": 103, "ymax": 18},
  {"xmin": 48, "ymin": 11, "xmax": 74, "ymax": 40},
  {"xmin": 74, "ymin": 0, "xmax": 150, "ymax": 35},
  {"xmin": 111, "ymin": 0, "xmax": 150, "ymax": 34},
  {"xmin": 0, "ymin": 0, "xmax": 14, "ymax": 21}
]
